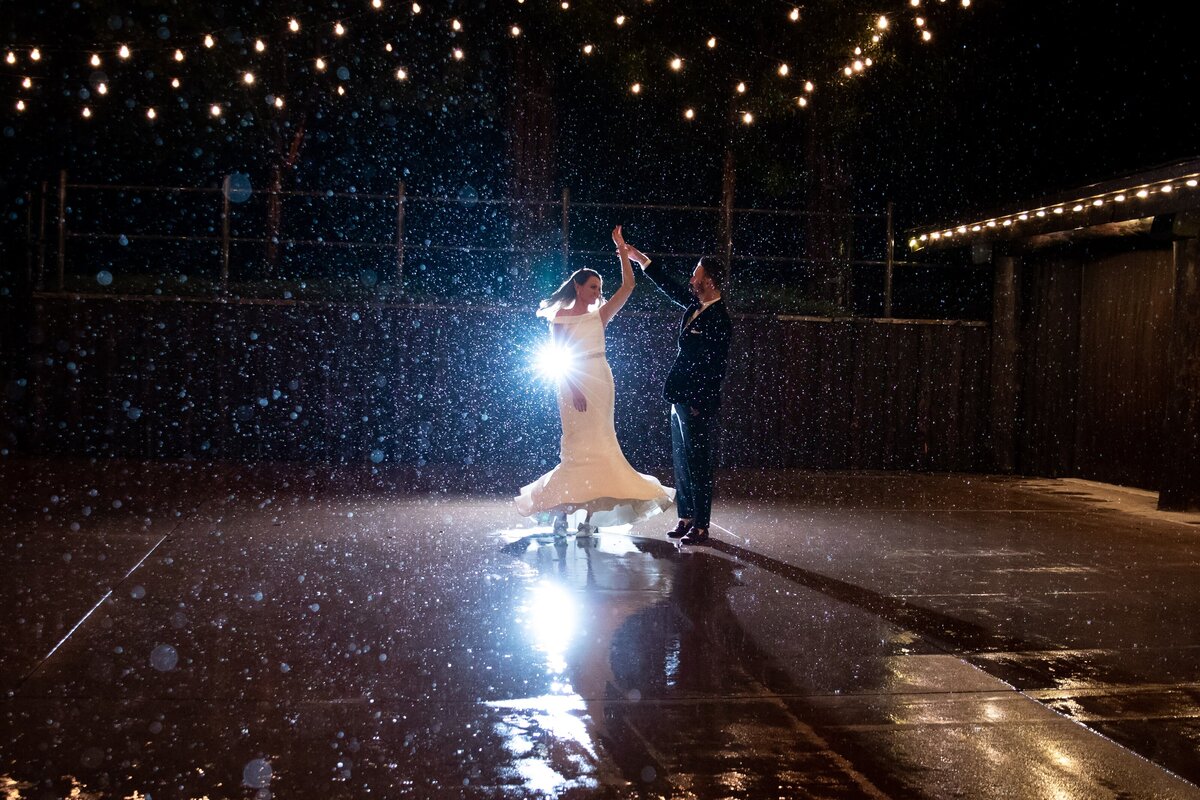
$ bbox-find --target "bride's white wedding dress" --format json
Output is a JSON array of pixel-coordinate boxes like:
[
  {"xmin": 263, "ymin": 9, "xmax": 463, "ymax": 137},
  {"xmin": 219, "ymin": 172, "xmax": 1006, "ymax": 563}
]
[{"xmin": 516, "ymin": 307, "xmax": 674, "ymax": 527}]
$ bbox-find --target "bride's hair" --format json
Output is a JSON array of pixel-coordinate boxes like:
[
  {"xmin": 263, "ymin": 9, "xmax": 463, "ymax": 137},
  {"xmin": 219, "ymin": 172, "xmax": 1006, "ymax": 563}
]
[{"xmin": 537, "ymin": 268, "xmax": 604, "ymax": 319}]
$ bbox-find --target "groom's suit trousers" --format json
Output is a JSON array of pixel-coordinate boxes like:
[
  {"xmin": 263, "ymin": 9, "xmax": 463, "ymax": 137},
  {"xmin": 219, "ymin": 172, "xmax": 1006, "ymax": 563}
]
[{"xmin": 671, "ymin": 402, "xmax": 717, "ymax": 528}]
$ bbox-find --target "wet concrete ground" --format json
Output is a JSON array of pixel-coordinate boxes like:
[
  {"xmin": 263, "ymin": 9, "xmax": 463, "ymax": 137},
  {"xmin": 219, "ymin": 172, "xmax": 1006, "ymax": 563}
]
[{"xmin": 2, "ymin": 458, "xmax": 1199, "ymax": 798}]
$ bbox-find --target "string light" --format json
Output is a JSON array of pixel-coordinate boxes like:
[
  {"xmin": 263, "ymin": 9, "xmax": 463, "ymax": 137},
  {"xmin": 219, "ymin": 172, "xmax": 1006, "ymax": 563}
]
[
  {"xmin": 615, "ymin": 14, "xmax": 626, "ymax": 26},
  {"xmin": 22, "ymin": 77, "xmax": 32, "ymax": 89},
  {"xmin": 395, "ymin": 67, "xmax": 408, "ymax": 80},
  {"xmin": 174, "ymin": 49, "xmax": 185, "ymax": 61},
  {"xmin": 452, "ymin": 47, "xmax": 464, "ymax": 60},
  {"xmin": 255, "ymin": 39, "xmax": 266, "ymax": 52},
  {"xmin": 684, "ymin": 107, "xmax": 695, "ymax": 119},
  {"xmin": 243, "ymin": 71, "xmax": 256, "ymax": 85},
  {"xmin": 204, "ymin": 34, "xmax": 215, "ymax": 48},
  {"xmin": 5, "ymin": 52, "xmax": 15, "ymax": 65},
  {"xmin": 451, "ymin": 19, "xmax": 463, "ymax": 31},
  {"xmin": 778, "ymin": 63, "xmax": 789, "ymax": 76},
  {"xmin": 510, "ymin": 25, "xmax": 522, "ymax": 37},
  {"xmin": 16, "ymin": 100, "xmax": 26, "ymax": 111},
  {"xmin": 804, "ymin": 80, "xmax": 815, "ymax": 92},
  {"xmin": 372, "ymin": 0, "xmax": 383, "ymax": 7},
  {"xmin": 630, "ymin": 82, "xmax": 642, "ymax": 94},
  {"xmin": 742, "ymin": 111, "xmax": 754, "ymax": 124},
  {"xmin": 274, "ymin": 96, "xmax": 285, "ymax": 108},
  {"xmin": 560, "ymin": 1, "xmax": 570, "ymax": 9},
  {"xmin": 289, "ymin": 18, "xmax": 301, "ymax": 32},
  {"xmin": 82, "ymin": 106, "xmax": 92, "ymax": 118},
  {"xmin": 670, "ymin": 57, "xmax": 683, "ymax": 71},
  {"xmin": 582, "ymin": 43, "xmax": 594, "ymax": 55},
  {"xmin": 315, "ymin": 57, "xmax": 327, "ymax": 71},
  {"xmin": 90, "ymin": 54, "xmax": 101, "ymax": 67},
  {"xmin": 210, "ymin": 104, "xmax": 222, "ymax": 116},
  {"xmin": 797, "ymin": 96, "xmax": 808, "ymax": 107},
  {"xmin": 117, "ymin": 45, "xmax": 129, "ymax": 59},
  {"xmin": 146, "ymin": 107, "xmax": 156, "ymax": 119},
  {"xmin": 334, "ymin": 22, "xmax": 346, "ymax": 36},
  {"xmin": 171, "ymin": 77, "xmax": 181, "ymax": 88},
  {"xmin": 707, "ymin": 36, "xmax": 717, "ymax": 48},
  {"xmin": 736, "ymin": 81, "xmax": 746, "ymax": 93},
  {"xmin": 789, "ymin": 8, "xmax": 800, "ymax": 21},
  {"xmin": 922, "ymin": 30, "xmax": 933, "ymax": 41},
  {"xmin": 877, "ymin": 15, "xmax": 889, "ymax": 29},
  {"xmin": 337, "ymin": 85, "xmax": 346, "ymax": 95},
  {"xmin": 30, "ymin": 48, "xmax": 42, "ymax": 61},
  {"xmin": 411, "ymin": 2, "xmax": 421, "ymax": 13},
  {"xmin": 97, "ymin": 83, "xmax": 108, "ymax": 95},
  {"xmin": 916, "ymin": 17, "xmax": 926, "ymax": 27}
]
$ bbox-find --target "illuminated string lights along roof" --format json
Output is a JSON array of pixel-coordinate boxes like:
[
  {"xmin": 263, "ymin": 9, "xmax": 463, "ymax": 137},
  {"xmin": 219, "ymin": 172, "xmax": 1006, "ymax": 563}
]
[
  {"xmin": 907, "ymin": 158, "xmax": 1200, "ymax": 251},
  {"xmin": 1, "ymin": 0, "xmax": 976, "ymax": 128}
]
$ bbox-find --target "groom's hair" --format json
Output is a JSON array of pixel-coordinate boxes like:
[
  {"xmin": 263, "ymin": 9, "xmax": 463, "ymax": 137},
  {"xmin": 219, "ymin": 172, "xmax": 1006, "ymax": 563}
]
[{"xmin": 699, "ymin": 256, "xmax": 726, "ymax": 290}]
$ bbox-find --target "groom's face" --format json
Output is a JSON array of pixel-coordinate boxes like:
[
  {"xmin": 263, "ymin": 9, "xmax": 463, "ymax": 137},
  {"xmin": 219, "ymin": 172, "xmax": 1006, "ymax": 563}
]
[{"xmin": 689, "ymin": 263, "xmax": 709, "ymax": 297}]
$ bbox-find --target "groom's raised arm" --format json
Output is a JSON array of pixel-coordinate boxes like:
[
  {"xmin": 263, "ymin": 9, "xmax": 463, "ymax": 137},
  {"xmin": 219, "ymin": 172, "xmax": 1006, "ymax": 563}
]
[{"xmin": 637, "ymin": 259, "xmax": 693, "ymax": 310}]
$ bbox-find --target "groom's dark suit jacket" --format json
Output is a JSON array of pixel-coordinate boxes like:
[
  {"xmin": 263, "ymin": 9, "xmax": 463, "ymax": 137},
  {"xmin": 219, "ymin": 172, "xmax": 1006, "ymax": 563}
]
[{"xmin": 641, "ymin": 262, "xmax": 733, "ymax": 413}]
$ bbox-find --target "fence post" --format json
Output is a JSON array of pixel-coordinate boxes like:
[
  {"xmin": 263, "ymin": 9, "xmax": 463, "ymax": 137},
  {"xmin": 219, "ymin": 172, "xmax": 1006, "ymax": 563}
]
[
  {"xmin": 561, "ymin": 187, "xmax": 571, "ymax": 272},
  {"xmin": 720, "ymin": 151, "xmax": 735, "ymax": 284},
  {"xmin": 396, "ymin": 179, "xmax": 406, "ymax": 294},
  {"xmin": 56, "ymin": 170, "xmax": 67, "ymax": 290},
  {"xmin": 220, "ymin": 174, "xmax": 231, "ymax": 292},
  {"xmin": 37, "ymin": 181, "xmax": 47, "ymax": 290},
  {"xmin": 884, "ymin": 201, "xmax": 895, "ymax": 317}
]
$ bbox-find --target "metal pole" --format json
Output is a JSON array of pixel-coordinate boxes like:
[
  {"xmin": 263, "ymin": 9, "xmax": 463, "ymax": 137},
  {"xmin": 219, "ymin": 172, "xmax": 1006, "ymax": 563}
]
[
  {"xmin": 396, "ymin": 179, "xmax": 406, "ymax": 293},
  {"xmin": 220, "ymin": 174, "xmax": 231, "ymax": 292},
  {"xmin": 56, "ymin": 170, "xmax": 67, "ymax": 290},
  {"xmin": 37, "ymin": 181, "xmax": 47, "ymax": 289},
  {"xmin": 884, "ymin": 201, "xmax": 895, "ymax": 317},
  {"xmin": 561, "ymin": 187, "xmax": 571, "ymax": 272}
]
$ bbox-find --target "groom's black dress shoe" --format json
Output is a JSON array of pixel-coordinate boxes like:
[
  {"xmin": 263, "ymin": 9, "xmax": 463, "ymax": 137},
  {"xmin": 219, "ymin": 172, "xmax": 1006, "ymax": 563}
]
[
  {"xmin": 667, "ymin": 519, "xmax": 691, "ymax": 539},
  {"xmin": 679, "ymin": 526, "xmax": 710, "ymax": 545}
]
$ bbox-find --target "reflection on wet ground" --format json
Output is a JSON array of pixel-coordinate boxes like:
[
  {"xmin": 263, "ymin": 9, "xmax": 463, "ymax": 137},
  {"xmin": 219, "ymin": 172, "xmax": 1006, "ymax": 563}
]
[{"xmin": 2, "ymin": 460, "xmax": 1199, "ymax": 798}]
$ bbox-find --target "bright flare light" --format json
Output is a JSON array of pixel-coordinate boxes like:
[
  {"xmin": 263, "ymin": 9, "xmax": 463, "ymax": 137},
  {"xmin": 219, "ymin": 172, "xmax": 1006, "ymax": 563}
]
[{"xmin": 534, "ymin": 342, "xmax": 576, "ymax": 382}]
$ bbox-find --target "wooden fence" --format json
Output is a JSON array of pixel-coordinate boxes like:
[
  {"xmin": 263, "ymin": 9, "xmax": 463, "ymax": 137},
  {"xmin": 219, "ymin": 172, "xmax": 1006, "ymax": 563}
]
[{"xmin": 18, "ymin": 296, "xmax": 991, "ymax": 475}]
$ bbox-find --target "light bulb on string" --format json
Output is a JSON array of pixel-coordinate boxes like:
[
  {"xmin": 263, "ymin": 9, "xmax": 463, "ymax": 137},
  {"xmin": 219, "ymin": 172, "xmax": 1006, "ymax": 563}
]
[
  {"xmin": 843, "ymin": 66, "xmax": 853, "ymax": 76},
  {"xmin": 337, "ymin": 85, "xmax": 346, "ymax": 95},
  {"xmin": 174, "ymin": 49, "xmax": 185, "ymax": 61},
  {"xmin": 274, "ymin": 96, "xmax": 285, "ymax": 108},
  {"xmin": 30, "ymin": 48, "xmax": 42, "ymax": 61},
  {"xmin": 778, "ymin": 63, "xmax": 789, "ymax": 76},
  {"xmin": 171, "ymin": 77, "xmax": 181, "ymax": 88},
  {"xmin": 385, "ymin": 42, "xmax": 393, "ymax": 51},
  {"xmin": 372, "ymin": 0, "xmax": 383, "ymax": 7},
  {"xmin": 630, "ymin": 82, "xmax": 642, "ymax": 94},
  {"xmin": 961, "ymin": 0, "xmax": 971, "ymax": 6},
  {"xmin": 670, "ymin": 57, "xmax": 683, "ymax": 71},
  {"xmin": 510, "ymin": 25, "xmax": 522, "ymax": 37},
  {"xmin": 452, "ymin": 47, "xmax": 464, "ymax": 60},
  {"xmin": 204, "ymin": 34, "xmax": 215, "ymax": 48},
  {"xmin": 872, "ymin": 34, "xmax": 881, "ymax": 43},
  {"xmin": 561, "ymin": 1, "xmax": 570, "ymax": 8},
  {"xmin": 90, "ymin": 54, "xmax": 101, "ymax": 66},
  {"xmin": 916, "ymin": 17, "xmax": 926, "ymax": 26},
  {"xmin": 243, "ymin": 72, "xmax": 255, "ymax": 85},
  {"xmin": 804, "ymin": 80, "xmax": 814, "ymax": 92},
  {"xmin": 315, "ymin": 57, "xmax": 327, "ymax": 71},
  {"xmin": 97, "ymin": 82, "xmax": 108, "ymax": 95},
  {"xmin": 736, "ymin": 81, "xmax": 746, "ymax": 93},
  {"xmin": 117, "ymin": 46, "xmax": 129, "ymax": 59},
  {"xmin": 210, "ymin": 103, "xmax": 222, "ymax": 116},
  {"xmin": 146, "ymin": 107, "xmax": 156, "ymax": 120},
  {"xmin": 411, "ymin": 2, "xmax": 421, "ymax": 13},
  {"xmin": 451, "ymin": 19, "xmax": 462, "ymax": 31},
  {"xmin": 877, "ymin": 15, "xmax": 889, "ymax": 29},
  {"xmin": 582, "ymin": 43, "xmax": 594, "ymax": 55},
  {"xmin": 82, "ymin": 106, "xmax": 92, "ymax": 118},
  {"xmin": 615, "ymin": 15, "xmax": 626, "ymax": 26},
  {"xmin": 706, "ymin": 36, "xmax": 716, "ymax": 48},
  {"xmin": 865, "ymin": 57, "xmax": 873, "ymax": 66},
  {"xmin": 16, "ymin": 100, "xmax": 26, "ymax": 111},
  {"xmin": 789, "ymin": 8, "xmax": 800, "ymax": 21},
  {"xmin": 684, "ymin": 107, "xmax": 695, "ymax": 119},
  {"xmin": 742, "ymin": 111, "xmax": 753, "ymax": 124},
  {"xmin": 334, "ymin": 22, "xmax": 345, "ymax": 36},
  {"xmin": 853, "ymin": 60, "xmax": 864, "ymax": 72},
  {"xmin": 289, "ymin": 18, "xmax": 300, "ymax": 32},
  {"xmin": 5, "ymin": 52, "xmax": 15, "ymax": 65},
  {"xmin": 22, "ymin": 77, "xmax": 32, "ymax": 89},
  {"xmin": 797, "ymin": 96, "xmax": 808, "ymax": 107},
  {"xmin": 395, "ymin": 67, "xmax": 408, "ymax": 80},
  {"xmin": 255, "ymin": 39, "xmax": 265, "ymax": 52},
  {"xmin": 921, "ymin": 30, "xmax": 932, "ymax": 41}
]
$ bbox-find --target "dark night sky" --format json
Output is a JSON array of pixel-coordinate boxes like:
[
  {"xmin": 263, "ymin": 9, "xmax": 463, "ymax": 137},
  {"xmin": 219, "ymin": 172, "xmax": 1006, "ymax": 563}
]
[{"xmin": 1, "ymin": 0, "xmax": 1197, "ymax": 247}]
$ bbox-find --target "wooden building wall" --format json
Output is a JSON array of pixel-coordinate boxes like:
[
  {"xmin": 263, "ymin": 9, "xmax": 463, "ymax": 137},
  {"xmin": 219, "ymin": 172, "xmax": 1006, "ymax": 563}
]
[{"xmin": 1018, "ymin": 246, "xmax": 1176, "ymax": 490}]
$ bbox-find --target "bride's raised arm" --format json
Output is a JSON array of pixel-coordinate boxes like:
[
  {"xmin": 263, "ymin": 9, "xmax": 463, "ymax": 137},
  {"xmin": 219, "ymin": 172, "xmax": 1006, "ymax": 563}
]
[{"xmin": 599, "ymin": 225, "xmax": 636, "ymax": 327}]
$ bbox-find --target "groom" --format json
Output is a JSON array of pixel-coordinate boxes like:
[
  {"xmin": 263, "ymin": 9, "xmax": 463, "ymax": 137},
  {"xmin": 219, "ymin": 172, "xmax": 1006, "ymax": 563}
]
[{"xmin": 623, "ymin": 244, "xmax": 732, "ymax": 545}]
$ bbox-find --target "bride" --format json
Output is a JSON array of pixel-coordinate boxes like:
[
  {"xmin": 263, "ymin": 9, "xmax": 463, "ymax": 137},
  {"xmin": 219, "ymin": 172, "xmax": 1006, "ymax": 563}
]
[{"xmin": 515, "ymin": 226, "xmax": 674, "ymax": 537}]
